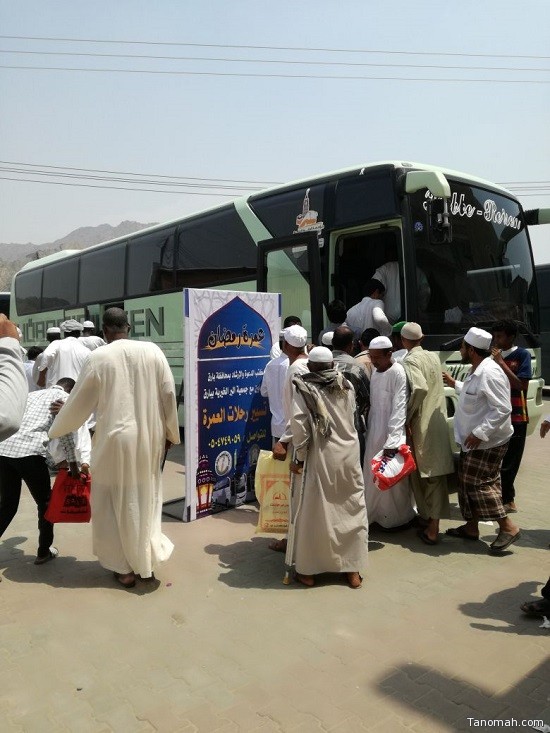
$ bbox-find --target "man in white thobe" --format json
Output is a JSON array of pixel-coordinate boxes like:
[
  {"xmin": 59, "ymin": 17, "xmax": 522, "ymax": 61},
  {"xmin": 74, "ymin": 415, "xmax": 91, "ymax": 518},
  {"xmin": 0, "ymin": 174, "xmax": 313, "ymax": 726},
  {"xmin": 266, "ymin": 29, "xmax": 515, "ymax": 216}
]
[
  {"xmin": 363, "ymin": 336, "xmax": 415, "ymax": 529},
  {"xmin": 289, "ymin": 346, "xmax": 368, "ymax": 588},
  {"xmin": 38, "ymin": 319, "xmax": 90, "ymax": 388},
  {"xmin": 79, "ymin": 320, "xmax": 106, "ymax": 351},
  {"xmin": 373, "ymin": 260, "xmax": 430, "ymax": 323},
  {"xmin": 49, "ymin": 308, "xmax": 180, "ymax": 588},
  {"xmin": 260, "ymin": 331, "xmax": 289, "ymax": 444},
  {"xmin": 346, "ymin": 279, "xmax": 392, "ymax": 339}
]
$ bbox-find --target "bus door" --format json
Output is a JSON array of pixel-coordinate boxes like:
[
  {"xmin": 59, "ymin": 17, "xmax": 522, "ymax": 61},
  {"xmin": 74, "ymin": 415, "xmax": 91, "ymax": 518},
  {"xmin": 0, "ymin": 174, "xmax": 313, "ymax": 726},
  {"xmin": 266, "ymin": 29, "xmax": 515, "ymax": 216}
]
[
  {"xmin": 331, "ymin": 221, "xmax": 404, "ymax": 319},
  {"xmin": 257, "ymin": 233, "xmax": 323, "ymax": 341}
]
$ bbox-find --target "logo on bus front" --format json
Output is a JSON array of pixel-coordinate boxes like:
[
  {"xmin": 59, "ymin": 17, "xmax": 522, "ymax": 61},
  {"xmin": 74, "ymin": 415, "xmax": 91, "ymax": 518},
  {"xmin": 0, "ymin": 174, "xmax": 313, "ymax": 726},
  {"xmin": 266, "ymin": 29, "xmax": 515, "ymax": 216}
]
[{"xmin": 293, "ymin": 188, "xmax": 324, "ymax": 234}]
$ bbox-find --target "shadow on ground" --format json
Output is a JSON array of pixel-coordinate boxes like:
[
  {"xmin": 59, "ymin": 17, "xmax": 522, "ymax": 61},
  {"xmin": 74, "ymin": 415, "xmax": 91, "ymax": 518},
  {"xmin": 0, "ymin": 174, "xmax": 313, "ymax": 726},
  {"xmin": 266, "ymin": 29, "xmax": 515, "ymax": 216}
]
[
  {"xmin": 459, "ymin": 579, "xmax": 550, "ymax": 636},
  {"xmin": 376, "ymin": 658, "xmax": 550, "ymax": 732}
]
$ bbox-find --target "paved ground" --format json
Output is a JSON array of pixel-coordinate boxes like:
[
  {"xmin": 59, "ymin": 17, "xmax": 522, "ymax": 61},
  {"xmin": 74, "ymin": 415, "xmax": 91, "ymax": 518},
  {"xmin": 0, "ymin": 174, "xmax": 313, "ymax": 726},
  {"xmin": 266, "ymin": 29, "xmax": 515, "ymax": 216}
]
[{"xmin": 1, "ymin": 416, "xmax": 549, "ymax": 733}]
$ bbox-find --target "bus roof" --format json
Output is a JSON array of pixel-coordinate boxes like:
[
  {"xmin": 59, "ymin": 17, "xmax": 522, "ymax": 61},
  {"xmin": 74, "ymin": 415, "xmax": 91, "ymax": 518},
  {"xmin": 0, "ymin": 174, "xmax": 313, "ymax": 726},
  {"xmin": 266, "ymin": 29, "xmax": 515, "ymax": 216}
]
[{"xmin": 18, "ymin": 161, "xmax": 516, "ymax": 273}]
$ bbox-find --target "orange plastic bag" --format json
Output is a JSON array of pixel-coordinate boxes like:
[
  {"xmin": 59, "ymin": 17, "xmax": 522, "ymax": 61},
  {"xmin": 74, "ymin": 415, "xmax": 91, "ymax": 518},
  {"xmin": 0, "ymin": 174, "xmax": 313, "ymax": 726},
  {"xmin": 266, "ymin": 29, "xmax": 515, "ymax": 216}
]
[
  {"xmin": 45, "ymin": 468, "xmax": 91, "ymax": 523},
  {"xmin": 254, "ymin": 450, "xmax": 290, "ymax": 534}
]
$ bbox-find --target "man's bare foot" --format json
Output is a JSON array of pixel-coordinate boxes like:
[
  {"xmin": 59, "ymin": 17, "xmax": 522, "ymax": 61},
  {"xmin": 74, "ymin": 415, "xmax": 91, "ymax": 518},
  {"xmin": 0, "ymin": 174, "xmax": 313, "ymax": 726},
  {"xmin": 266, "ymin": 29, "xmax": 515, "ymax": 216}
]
[
  {"xmin": 346, "ymin": 572, "xmax": 363, "ymax": 589},
  {"xmin": 113, "ymin": 572, "xmax": 136, "ymax": 588},
  {"xmin": 269, "ymin": 538, "xmax": 287, "ymax": 552},
  {"xmin": 295, "ymin": 573, "xmax": 315, "ymax": 587}
]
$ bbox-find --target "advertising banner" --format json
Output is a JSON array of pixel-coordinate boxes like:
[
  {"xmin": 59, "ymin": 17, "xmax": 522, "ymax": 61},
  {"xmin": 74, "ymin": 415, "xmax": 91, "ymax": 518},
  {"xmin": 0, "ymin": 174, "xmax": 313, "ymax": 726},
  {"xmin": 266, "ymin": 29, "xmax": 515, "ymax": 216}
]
[{"xmin": 184, "ymin": 289, "xmax": 281, "ymax": 521}]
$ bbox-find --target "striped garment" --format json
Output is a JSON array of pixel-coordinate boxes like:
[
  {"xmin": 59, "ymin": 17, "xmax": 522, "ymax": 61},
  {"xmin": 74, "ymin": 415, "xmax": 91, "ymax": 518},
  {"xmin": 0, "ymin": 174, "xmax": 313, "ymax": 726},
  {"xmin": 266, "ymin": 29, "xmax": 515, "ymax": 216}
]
[{"xmin": 457, "ymin": 443, "xmax": 508, "ymax": 521}]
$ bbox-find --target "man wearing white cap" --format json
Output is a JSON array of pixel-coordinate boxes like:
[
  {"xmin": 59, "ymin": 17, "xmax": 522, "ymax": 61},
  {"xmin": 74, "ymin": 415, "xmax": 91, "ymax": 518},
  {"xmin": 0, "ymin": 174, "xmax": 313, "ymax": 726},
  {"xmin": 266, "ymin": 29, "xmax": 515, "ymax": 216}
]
[
  {"xmin": 79, "ymin": 320, "xmax": 106, "ymax": 351},
  {"xmin": 32, "ymin": 326, "xmax": 61, "ymax": 388},
  {"xmin": 269, "ymin": 324, "xmax": 309, "ymax": 552},
  {"xmin": 363, "ymin": 335, "xmax": 415, "ymax": 529},
  {"xmin": 288, "ymin": 346, "xmax": 368, "ymax": 588},
  {"xmin": 444, "ymin": 327, "xmax": 520, "ymax": 553},
  {"xmin": 37, "ymin": 319, "xmax": 90, "ymax": 388},
  {"xmin": 401, "ymin": 323, "xmax": 454, "ymax": 544}
]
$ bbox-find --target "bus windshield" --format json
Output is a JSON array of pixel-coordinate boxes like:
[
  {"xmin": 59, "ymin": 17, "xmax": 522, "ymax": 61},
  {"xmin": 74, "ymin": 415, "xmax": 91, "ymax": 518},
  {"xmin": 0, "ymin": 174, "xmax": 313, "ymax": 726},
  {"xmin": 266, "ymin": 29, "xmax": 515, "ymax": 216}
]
[{"xmin": 409, "ymin": 182, "xmax": 538, "ymax": 335}]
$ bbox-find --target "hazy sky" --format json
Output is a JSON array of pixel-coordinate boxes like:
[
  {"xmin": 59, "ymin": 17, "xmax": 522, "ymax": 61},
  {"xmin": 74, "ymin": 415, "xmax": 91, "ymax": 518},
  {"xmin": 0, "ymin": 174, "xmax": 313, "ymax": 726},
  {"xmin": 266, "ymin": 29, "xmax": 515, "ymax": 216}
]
[{"xmin": 1, "ymin": 1, "xmax": 549, "ymax": 260}]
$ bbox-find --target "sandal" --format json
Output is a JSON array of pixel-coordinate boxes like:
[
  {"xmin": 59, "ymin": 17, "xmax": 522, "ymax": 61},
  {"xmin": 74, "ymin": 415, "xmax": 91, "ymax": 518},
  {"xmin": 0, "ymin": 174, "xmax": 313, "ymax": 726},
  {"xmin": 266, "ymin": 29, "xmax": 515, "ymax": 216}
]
[
  {"xmin": 520, "ymin": 599, "xmax": 550, "ymax": 617},
  {"xmin": 295, "ymin": 573, "xmax": 315, "ymax": 587},
  {"xmin": 269, "ymin": 539, "xmax": 287, "ymax": 553},
  {"xmin": 445, "ymin": 526, "xmax": 479, "ymax": 541},
  {"xmin": 113, "ymin": 572, "xmax": 136, "ymax": 588},
  {"xmin": 346, "ymin": 572, "xmax": 363, "ymax": 589},
  {"xmin": 417, "ymin": 530, "xmax": 438, "ymax": 546},
  {"xmin": 489, "ymin": 530, "xmax": 520, "ymax": 553}
]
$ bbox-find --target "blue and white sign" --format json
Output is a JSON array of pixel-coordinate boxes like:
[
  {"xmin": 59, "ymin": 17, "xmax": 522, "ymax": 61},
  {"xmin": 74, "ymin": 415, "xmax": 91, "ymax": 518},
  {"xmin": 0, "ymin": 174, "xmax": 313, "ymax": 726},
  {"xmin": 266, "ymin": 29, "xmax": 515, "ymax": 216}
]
[{"xmin": 184, "ymin": 289, "xmax": 281, "ymax": 521}]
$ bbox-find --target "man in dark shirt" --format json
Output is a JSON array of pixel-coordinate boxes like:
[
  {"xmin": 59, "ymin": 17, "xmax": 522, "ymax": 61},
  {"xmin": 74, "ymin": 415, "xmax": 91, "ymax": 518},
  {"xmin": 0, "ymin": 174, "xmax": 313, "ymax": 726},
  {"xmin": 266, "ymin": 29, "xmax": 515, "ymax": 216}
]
[
  {"xmin": 491, "ymin": 320, "xmax": 532, "ymax": 513},
  {"xmin": 331, "ymin": 326, "xmax": 370, "ymax": 465}
]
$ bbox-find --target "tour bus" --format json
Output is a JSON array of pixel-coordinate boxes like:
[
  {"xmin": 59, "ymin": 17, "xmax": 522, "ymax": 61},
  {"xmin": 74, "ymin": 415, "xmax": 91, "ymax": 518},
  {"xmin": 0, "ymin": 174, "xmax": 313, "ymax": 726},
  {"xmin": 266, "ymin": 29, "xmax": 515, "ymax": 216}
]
[
  {"xmin": 536, "ymin": 263, "xmax": 550, "ymax": 385},
  {"xmin": 11, "ymin": 161, "xmax": 549, "ymax": 431}
]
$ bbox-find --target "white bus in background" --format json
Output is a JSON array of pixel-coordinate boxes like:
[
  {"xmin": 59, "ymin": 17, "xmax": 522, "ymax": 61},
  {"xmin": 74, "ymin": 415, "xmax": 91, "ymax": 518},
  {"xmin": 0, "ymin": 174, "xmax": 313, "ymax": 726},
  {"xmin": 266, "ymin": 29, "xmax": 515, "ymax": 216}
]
[{"xmin": 10, "ymin": 161, "xmax": 550, "ymax": 433}]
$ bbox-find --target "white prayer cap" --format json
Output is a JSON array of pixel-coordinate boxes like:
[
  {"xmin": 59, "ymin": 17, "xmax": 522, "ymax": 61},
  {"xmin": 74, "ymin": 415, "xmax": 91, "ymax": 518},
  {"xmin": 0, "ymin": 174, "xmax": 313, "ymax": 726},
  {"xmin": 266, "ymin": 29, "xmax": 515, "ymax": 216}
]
[
  {"xmin": 321, "ymin": 331, "xmax": 334, "ymax": 346},
  {"xmin": 82, "ymin": 320, "xmax": 95, "ymax": 329},
  {"xmin": 60, "ymin": 319, "xmax": 84, "ymax": 332},
  {"xmin": 401, "ymin": 322, "xmax": 423, "ymax": 340},
  {"xmin": 369, "ymin": 336, "xmax": 393, "ymax": 350},
  {"xmin": 308, "ymin": 346, "xmax": 333, "ymax": 363},
  {"xmin": 46, "ymin": 326, "xmax": 61, "ymax": 335},
  {"xmin": 283, "ymin": 324, "xmax": 308, "ymax": 348},
  {"xmin": 464, "ymin": 327, "xmax": 492, "ymax": 350}
]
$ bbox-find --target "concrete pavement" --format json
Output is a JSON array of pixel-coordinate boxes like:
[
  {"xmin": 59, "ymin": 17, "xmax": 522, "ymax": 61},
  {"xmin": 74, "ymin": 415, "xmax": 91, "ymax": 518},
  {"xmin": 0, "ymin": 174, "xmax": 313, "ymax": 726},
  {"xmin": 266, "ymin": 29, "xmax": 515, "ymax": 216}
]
[{"xmin": 0, "ymin": 419, "xmax": 549, "ymax": 732}]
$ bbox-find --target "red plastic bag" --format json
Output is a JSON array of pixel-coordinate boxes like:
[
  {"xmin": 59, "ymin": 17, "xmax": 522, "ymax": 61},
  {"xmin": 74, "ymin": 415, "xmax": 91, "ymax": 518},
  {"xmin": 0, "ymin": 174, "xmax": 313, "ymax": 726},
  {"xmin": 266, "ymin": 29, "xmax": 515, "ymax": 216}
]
[
  {"xmin": 45, "ymin": 468, "xmax": 91, "ymax": 523},
  {"xmin": 371, "ymin": 445, "xmax": 416, "ymax": 491}
]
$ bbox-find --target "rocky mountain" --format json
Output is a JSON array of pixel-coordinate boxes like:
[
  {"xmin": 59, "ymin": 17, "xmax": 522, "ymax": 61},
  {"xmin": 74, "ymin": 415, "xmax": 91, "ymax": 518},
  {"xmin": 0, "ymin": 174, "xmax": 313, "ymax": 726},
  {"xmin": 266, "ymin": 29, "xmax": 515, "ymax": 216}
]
[{"xmin": 0, "ymin": 221, "xmax": 156, "ymax": 290}]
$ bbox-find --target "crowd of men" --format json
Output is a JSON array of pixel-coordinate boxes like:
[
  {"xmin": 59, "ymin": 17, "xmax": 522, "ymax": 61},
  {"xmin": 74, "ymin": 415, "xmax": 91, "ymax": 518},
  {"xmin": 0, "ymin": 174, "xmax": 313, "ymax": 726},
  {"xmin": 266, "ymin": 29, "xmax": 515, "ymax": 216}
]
[
  {"xmin": 0, "ymin": 295, "xmax": 548, "ymax": 613},
  {"xmin": 0, "ymin": 311, "xmax": 179, "ymax": 588},
  {"xmin": 260, "ymin": 304, "xmax": 548, "ymax": 611}
]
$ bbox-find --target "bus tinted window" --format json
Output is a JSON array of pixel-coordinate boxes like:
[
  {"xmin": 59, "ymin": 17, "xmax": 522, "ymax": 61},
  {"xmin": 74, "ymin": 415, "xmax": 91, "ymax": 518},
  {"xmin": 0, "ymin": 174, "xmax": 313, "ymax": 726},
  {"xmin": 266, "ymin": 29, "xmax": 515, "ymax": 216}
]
[
  {"xmin": 334, "ymin": 173, "xmax": 398, "ymax": 226},
  {"xmin": 42, "ymin": 258, "xmax": 79, "ymax": 310},
  {"xmin": 15, "ymin": 269, "xmax": 43, "ymax": 315},
  {"xmin": 410, "ymin": 184, "xmax": 537, "ymax": 334},
  {"xmin": 80, "ymin": 243, "xmax": 126, "ymax": 303},
  {"xmin": 127, "ymin": 227, "xmax": 175, "ymax": 297},
  {"xmin": 0, "ymin": 292, "xmax": 9, "ymax": 316},
  {"xmin": 249, "ymin": 184, "xmax": 326, "ymax": 238},
  {"xmin": 176, "ymin": 206, "xmax": 256, "ymax": 286}
]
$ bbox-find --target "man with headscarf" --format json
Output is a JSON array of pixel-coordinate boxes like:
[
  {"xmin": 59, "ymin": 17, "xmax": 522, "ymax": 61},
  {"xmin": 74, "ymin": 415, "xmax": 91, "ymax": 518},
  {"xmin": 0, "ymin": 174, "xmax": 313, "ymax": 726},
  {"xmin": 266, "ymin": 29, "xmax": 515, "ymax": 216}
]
[
  {"xmin": 363, "ymin": 335, "xmax": 415, "ymax": 530},
  {"xmin": 288, "ymin": 346, "xmax": 368, "ymax": 588},
  {"xmin": 443, "ymin": 327, "xmax": 520, "ymax": 553},
  {"xmin": 401, "ymin": 322, "xmax": 454, "ymax": 545},
  {"xmin": 37, "ymin": 319, "xmax": 90, "ymax": 388},
  {"xmin": 49, "ymin": 308, "xmax": 180, "ymax": 588}
]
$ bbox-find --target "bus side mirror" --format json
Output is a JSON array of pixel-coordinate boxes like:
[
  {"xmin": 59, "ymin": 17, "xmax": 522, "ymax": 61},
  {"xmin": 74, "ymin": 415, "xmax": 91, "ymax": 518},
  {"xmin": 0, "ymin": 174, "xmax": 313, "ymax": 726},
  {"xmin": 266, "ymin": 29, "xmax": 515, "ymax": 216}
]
[
  {"xmin": 427, "ymin": 197, "xmax": 453, "ymax": 244},
  {"xmin": 404, "ymin": 170, "xmax": 453, "ymax": 244}
]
